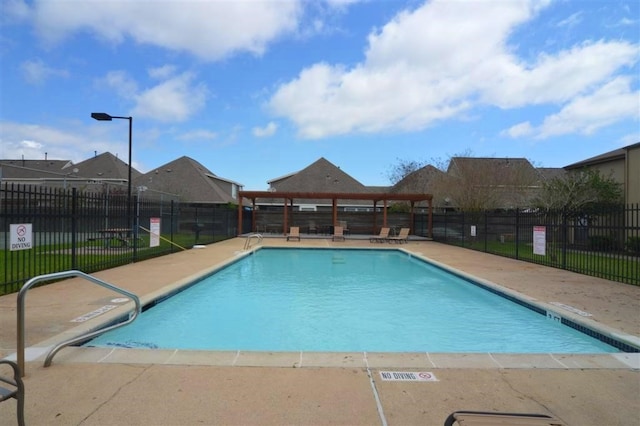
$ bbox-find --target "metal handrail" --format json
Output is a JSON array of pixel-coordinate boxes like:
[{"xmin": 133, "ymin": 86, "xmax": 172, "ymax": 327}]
[
  {"xmin": 17, "ymin": 270, "xmax": 141, "ymax": 377},
  {"xmin": 243, "ymin": 233, "xmax": 263, "ymax": 250}
]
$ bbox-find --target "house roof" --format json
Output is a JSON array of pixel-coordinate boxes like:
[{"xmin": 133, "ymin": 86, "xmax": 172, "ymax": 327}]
[
  {"xmin": 134, "ymin": 156, "xmax": 241, "ymax": 203},
  {"xmin": 536, "ymin": 167, "xmax": 566, "ymax": 181},
  {"xmin": 391, "ymin": 164, "xmax": 444, "ymax": 194},
  {"xmin": 73, "ymin": 152, "xmax": 142, "ymax": 180},
  {"xmin": 564, "ymin": 142, "xmax": 640, "ymax": 169},
  {"xmin": 447, "ymin": 157, "xmax": 542, "ymax": 186},
  {"xmin": 270, "ymin": 157, "xmax": 368, "ymax": 193},
  {"xmin": 263, "ymin": 157, "xmax": 373, "ymax": 205},
  {"xmin": 0, "ymin": 159, "xmax": 74, "ymax": 178}
]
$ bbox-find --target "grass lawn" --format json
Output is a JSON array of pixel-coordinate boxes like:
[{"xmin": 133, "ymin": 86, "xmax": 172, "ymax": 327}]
[
  {"xmin": 457, "ymin": 239, "xmax": 639, "ymax": 285},
  {"xmin": 0, "ymin": 233, "xmax": 228, "ymax": 295}
]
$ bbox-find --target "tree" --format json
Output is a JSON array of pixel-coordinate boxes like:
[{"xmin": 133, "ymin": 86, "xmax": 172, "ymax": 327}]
[
  {"xmin": 434, "ymin": 156, "xmax": 541, "ymax": 210},
  {"xmin": 385, "ymin": 158, "xmax": 428, "ymax": 185},
  {"xmin": 387, "ymin": 151, "xmax": 542, "ymax": 210},
  {"xmin": 534, "ymin": 168, "xmax": 623, "ymax": 215}
]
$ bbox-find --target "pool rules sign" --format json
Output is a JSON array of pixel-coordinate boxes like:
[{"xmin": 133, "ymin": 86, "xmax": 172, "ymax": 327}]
[{"xmin": 10, "ymin": 223, "xmax": 33, "ymax": 251}]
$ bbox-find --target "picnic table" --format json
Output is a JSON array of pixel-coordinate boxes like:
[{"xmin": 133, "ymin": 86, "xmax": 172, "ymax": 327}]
[{"xmin": 93, "ymin": 228, "xmax": 134, "ymax": 248}]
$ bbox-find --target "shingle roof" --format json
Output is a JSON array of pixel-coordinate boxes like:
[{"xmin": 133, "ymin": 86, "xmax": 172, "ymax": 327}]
[
  {"xmin": 536, "ymin": 167, "xmax": 566, "ymax": 181},
  {"xmin": 391, "ymin": 164, "xmax": 443, "ymax": 194},
  {"xmin": 134, "ymin": 156, "xmax": 241, "ymax": 203},
  {"xmin": 564, "ymin": 142, "xmax": 640, "ymax": 169},
  {"xmin": 265, "ymin": 157, "xmax": 372, "ymax": 205},
  {"xmin": 0, "ymin": 159, "xmax": 73, "ymax": 178},
  {"xmin": 73, "ymin": 152, "xmax": 142, "ymax": 180},
  {"xmin": 270, "ymin": 157, "xmax": 368, "ymax": 193}
]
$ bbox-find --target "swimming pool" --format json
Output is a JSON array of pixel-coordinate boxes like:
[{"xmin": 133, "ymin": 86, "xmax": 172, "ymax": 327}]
[{"xmin": 86, "ymin": 248, "xmax": 626, "ymax": 353}]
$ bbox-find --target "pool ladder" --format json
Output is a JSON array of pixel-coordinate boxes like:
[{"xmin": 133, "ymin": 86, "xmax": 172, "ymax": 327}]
[
  {"xmin": 16, "ymin": 270, "xmax": 141, "ymax": 377},
  {"xmin": 244, "ymin": 233, "xmax": 263, "ymax": 250}
]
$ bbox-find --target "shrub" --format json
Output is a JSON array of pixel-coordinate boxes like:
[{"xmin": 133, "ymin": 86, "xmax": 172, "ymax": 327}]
[
  {"xmin": 626, "ymin": 236, "xmax": 640, "ymax": 254},
  {"xmin": 588, "ymin": 235, "xmax": 617, "ymax": 251}
]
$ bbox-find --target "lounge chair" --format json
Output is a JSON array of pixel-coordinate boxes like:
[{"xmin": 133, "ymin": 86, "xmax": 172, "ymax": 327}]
[
  {"xmin": 332, "ymin": 226, "xmax": 345, "ymax": 242},
  {"xmin": 339, "ymin": 220, "xmax": 350, "ymax": 235},
  {"xmin": 444, "ymin": 410, "xmax": 566, "ymax": 426},
  {"xmin": 0, "ymin": 359, "xmax": 25, "ymax": 426},
  {"xmin": 370, "ymin": 227, "xmax": 390, "ymax": 243},
  {"xmin": 286, "ymin": 226, "xmax": 300, "ymax": 241},
  {"xmin": 387, "ymin": 227, "xmax": 410, "ymax": 243},
  {"xmin": 308, "ymin": 221, "xmax": 318, "ymax": 234}
]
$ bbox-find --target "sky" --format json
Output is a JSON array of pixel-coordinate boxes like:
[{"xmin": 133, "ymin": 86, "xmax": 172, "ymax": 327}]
[{"xmin": 1, "ymin": 0, "xmax": 638, "ymax": 190}]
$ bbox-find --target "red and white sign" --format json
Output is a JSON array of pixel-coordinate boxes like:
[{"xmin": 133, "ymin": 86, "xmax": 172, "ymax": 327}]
[
  {"xmin": 10, "ymin": 223, "xmax": 33, "ymax": 251},
  {"xmin": 150, "ymin": 217, "xmax": 161, "ymax": 247},
  {"xmin": 533, "ymin": 226, "xmax": 546, "ymax": 256}
]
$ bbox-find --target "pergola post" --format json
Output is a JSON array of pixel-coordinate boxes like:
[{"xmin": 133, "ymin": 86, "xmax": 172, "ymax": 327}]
[
  {"xmin": 283, "ymin": 197, "xmax": 289, "ymax": 234},
  {"xmin": 237, "ymin": 195, "xmax": 243, "ymax": 236},
  {"xmin": 409, "ymin": 201, "xmax": 415, "ymax": 233},
  {"xmin": 383, "ymin": 200, "xmax": 388, "ymax": 227},
  {"xmin": 332, "ymin": 198, "xmax": 338, "ymax": 226}
]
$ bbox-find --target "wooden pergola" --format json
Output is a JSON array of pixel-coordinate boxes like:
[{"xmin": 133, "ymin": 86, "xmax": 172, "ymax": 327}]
[{"xmin": 237, "ymin": 191, "xmax": 432, "ymax": 236}]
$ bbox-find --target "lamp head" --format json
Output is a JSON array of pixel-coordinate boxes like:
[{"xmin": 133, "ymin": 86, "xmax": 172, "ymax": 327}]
[{"xmin": 91, "ymin": 112, "xmax": 113, "ymax": 121}]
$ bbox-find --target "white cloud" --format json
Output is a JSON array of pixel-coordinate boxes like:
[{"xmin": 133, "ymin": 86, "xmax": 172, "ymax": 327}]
[
  {"xmin": 518, "ymin": 77, "xmax": 640, "ymax": 139},
  {"xmin": 268, "ymin": 0, "xmax": 639, "ymax": 139},
  {"xmin": 29, "ymin": 0, "xmax": 303, "ymax": 61},
  {"xmin": 177, "ymin": 129, "xmax": 217, "ymax": 141},
  {"xmin": 503, "ymin": 122, "xmax": 534, "ymax": 138},
  {"xmin": 148, "ymin": 65, "xmax": 177, "ymax": 80},
  {"xmin": 0, "ymin": 121, "xmax": 114, "ymax": 161},
  {"xmin": 98, "ymin": 70, "xmax": 208, "ymax": 123},
  {"xmin": 102, "ymin": 70, "xmax": 139, "ymax": 99},
  {"xmin": 556, "ymin": 11, "xmax": 583, "ymax": 28},
  {"xmin": 132, "ymin": 72, "xmax": 208, "ymax": 122},
  {"xmin": 20, "ymin": 59, "xmax": 69, "ymax": 84},
  {"xmin": 253, "ymin": 122, "xmax": 278, "ymax": 137}
]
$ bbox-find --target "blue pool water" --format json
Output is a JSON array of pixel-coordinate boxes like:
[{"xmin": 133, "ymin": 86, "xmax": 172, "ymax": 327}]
[{"xmin": 87, "ymin": 248, "xmax": 620, "ymax": 353}]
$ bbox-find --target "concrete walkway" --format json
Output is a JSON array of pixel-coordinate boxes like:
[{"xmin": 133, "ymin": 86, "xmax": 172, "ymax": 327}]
[{"xmin": 1, "ymin": 237, "xmax": 639, "ymax": 425}]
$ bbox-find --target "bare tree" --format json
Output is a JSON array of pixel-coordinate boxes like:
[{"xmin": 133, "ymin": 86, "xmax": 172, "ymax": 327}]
[
  {"xmin": 387, "ymin": 152, "xmax": 541, "ymax": 210},
  {"xmin": 534, "ymin": 168, "xmax": 623, "ymax": 214},
  {"xmin": 432, "ymin": 157, "xmax": 541, "ymax": 210}
]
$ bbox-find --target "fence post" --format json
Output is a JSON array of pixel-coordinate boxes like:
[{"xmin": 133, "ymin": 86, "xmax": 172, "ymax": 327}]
[
  {"xmin": 561, "ymin": 208, "xmax": 567, "ymax": 269},
  {"xmin": 484, "ymin": 210, "xmax": 488, "ymax": 251},
  {"xmin": 71, "ymin": 188, "xmax": 78, "ymax": 269},
  {"xmin": 515, "ymin": 208, "xmax": 520, "ymax": 260},
  {"xmin": 170, "ymin": 200, "xmax": 176, "ymax": 250}
]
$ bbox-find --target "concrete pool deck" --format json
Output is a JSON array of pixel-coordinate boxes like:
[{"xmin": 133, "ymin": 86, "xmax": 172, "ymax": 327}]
[{"xmin": 1, "ymin": 237, "xmax": 639, "ymax": 425}]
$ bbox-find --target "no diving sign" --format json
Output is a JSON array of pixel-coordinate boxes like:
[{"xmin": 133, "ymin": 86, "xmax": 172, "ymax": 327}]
[
  {"xmin": 380, "ymin": 371, "xmax": 438, "ymax": 382},
  {"xmin": 10, "ymin": 223, "xmax": 33, "ymax": 251}
]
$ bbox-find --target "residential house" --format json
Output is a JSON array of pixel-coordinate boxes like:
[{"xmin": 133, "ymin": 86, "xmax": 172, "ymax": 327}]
[
  {"xmin": 133, "ymin": 156, "xmax": 242, "ymax": 204},
  {"xmin": 391, "ymin": 164, "xmax": 446, "ymax": 210},
  {"xmin": 0, "ymin": 158, "xmax": 74, "ymax": 186},
  {"xmin": 445, "ymin": 157, "xmax": 544, "ymax": 209},
  {"xmin": 564, "ymin": 142, "xmax": 640, "ymax": 205},
  {"xmin": 261, "ymin": 157, "xmax": 380, "ymax": 212},
  {"xmin": 0, "ymin": 152, "xmax": 141, "ymax": 191}
]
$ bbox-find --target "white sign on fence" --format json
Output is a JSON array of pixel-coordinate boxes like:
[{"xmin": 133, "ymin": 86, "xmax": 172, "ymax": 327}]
[
  {"xmin": 10, "ymin": 223, "xmax": 33, "ymax": 251},
  {"xmin": 150, "ymin": 217, "xmax": 161, "ymax": 247},
  {"xmin": 533, "ymin": 225, "xmax": 546, "ymax": 255}
]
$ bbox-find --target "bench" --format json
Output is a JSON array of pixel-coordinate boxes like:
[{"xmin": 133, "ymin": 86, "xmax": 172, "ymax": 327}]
[{"xmin": 0, "ymin": 360, "xmax": 25, "ymax": 426}]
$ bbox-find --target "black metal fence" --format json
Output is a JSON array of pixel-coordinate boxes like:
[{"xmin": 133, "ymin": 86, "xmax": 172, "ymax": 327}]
[
  {"xmin": 1, "ymin": 184, "xmax": 246, "ymax": 294},
  {"xmin": 420, "ymin": 205, "xmax": 639, "ymax": 286}
]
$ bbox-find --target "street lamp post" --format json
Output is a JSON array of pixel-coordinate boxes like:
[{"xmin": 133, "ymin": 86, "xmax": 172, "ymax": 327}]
[{"xmin": 91, "ymin": 112, "xmax": 133, "ymax": 238}]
